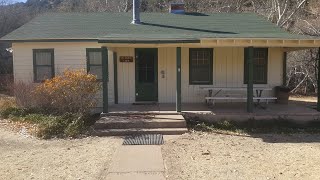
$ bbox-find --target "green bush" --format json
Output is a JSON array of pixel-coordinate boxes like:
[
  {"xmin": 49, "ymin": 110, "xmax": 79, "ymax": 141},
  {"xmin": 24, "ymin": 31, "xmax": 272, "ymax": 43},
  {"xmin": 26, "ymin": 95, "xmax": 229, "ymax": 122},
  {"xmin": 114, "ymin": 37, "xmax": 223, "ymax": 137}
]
[
  {"xmin": 2, "ymin": 110, "xmax": 91, "ymax": 139},
  {"xmin": 186, "ymin": 116, "xmax": 320, "ymax": 134},
  {"xmin": 1, "ymin": 107, "xmax": 27, "ymax": 118},
  {"xmin": 64, "ymin": 118, "xmax": 86, "ymax": 137},
  {"xmin": 0, "ymin": 97, "xmax": 16, "ymax": 116}
]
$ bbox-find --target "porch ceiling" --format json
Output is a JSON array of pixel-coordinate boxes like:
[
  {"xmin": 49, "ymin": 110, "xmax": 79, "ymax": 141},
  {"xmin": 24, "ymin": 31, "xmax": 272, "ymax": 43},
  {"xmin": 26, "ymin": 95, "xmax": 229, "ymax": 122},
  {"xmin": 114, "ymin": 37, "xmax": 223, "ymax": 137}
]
[{"xmin": 101, "ymin": 38, "xmax": 320, "ymax": 48}]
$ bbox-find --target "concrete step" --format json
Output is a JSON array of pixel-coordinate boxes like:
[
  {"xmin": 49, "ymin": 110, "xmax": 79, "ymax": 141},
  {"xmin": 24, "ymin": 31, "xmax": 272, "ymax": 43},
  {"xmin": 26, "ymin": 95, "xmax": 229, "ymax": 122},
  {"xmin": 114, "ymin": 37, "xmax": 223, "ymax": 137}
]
[
  {"xmin": 95, "ymin": 114, "xmax": 187, "ymax": 129},
  {"xmin": 93, "ymin": 128, "xmax": 188, "ymax": 136}
]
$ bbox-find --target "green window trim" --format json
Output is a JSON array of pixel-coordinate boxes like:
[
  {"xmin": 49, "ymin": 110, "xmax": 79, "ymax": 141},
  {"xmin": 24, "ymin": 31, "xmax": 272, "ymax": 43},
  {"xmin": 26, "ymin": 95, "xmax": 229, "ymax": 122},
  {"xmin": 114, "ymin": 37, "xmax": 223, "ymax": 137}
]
[
  {"xmin": 189, "ymin": 48, "xmax": 213, "ymax": 85},
  {"xmin": 244, "ymin": 48, "xmax": 268, "ymax": 84},
  {"xmin": 86, "ymin": 48, "xmax": 103, "ymax": 81},
  {"xmin": 33, "ymin": 49, "xmax": 55, "ymax": 83}
]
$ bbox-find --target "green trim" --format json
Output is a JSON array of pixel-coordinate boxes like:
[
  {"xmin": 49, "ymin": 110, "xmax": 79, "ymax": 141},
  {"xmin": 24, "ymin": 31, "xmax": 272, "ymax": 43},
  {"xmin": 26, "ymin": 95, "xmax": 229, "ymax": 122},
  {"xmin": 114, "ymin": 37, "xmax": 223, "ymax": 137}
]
[
  {"xmin": 176, "ymin": 47, "xmax": 182, "ymax": 112},
  {"xmin": 113, "ymin": 52, "xmax": 118, "ymax": 104},
  {"xmin": 317, "ymin": 47, "xmax": 320, "ymax": 112},
  {"xmin": 98, "ymin": 39, "xmax": 200, "ymax": 44},
  {"xmin": 189, "ymin": 48, "xmax": 213, "ymax": 85},
  {"xmin": 3, "ymin": 39, "xmax": 98, "ymax": 43},
  {"xmin": 244, "ymin": 48, "xmax": 268, "ymax": 84},
  {"xmin": 86, "ymin": 48, "xmax": 103, "ymax": 81},
  {"xmin": 102, "ymin": 47, "xmax": 109, "ymax": 113},
  {"xmin": 247, "ymin": 47, "xmax": 254, "ymax": 113},
  {"xmin": 283, "ymin": 52, "xmax": 287, "ymax": 86},
  {"xmin": 33, "ymin": 49, "xmax": 54, "ymax": 83}
]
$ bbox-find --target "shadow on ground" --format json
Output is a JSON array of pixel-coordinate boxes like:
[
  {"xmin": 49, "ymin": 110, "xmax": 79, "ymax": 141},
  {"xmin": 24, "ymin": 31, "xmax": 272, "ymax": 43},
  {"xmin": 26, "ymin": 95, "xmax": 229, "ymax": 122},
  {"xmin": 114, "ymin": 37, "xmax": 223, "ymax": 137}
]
[{"xmin": 249, "ymin": 133, "xmax": 320, "ymax": 143}]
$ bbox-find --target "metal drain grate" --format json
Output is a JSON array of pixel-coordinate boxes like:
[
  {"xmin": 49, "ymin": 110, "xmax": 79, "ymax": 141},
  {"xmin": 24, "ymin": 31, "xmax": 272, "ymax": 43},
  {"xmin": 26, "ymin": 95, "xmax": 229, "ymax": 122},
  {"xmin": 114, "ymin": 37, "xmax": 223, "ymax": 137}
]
[{"xmin": 123, "ymin": 134, "xmax": 164, "ymax": 145}]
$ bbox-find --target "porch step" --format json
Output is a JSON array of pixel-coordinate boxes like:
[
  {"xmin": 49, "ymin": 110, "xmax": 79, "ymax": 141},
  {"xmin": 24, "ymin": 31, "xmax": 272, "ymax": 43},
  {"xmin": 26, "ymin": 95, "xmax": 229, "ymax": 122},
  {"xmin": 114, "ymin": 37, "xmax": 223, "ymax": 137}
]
[
  {"xmin": 95, "ymin": 115, "xmax": 186, "ymax": 129},
  {"xmin": 93, "ymin": 128, "xmax": 188, "ymax": 136},
  {"xmin": 93, "ymin": 114, "xmax": 188, "ymax": 136}
]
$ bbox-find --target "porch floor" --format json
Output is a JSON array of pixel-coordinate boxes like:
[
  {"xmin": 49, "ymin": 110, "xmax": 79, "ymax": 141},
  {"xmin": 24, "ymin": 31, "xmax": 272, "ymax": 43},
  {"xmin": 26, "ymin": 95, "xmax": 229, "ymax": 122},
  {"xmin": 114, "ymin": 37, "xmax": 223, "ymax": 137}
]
[{"xmin": 108, "ymin": 99, "xmax": 320, "ymax": 122}]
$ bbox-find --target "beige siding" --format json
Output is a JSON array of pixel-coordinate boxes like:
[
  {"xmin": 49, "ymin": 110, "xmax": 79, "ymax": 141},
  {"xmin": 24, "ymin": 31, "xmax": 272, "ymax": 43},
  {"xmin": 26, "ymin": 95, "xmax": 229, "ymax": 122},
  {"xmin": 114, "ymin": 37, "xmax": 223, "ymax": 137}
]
[
  {"xmin": 12, "ymin": 42, "xmax": 115, "ymax": 107},
  {"xmin": 115, "ymin": 47, "xmax": 136, "ymax": 103},
  {"xmin": 12, "ymin": 42, "xmax": 283, "ymax": 105},
  {"xmin": 114, "ymin": 47, "xmax": 177, "ymax": 104},
  {"xmin": 181, "ymin": 47, "xmax": 283, "ymax": 103},
  {"xmin": 158, "ymin": 47, "xmax": 176, "ymax": 103}
]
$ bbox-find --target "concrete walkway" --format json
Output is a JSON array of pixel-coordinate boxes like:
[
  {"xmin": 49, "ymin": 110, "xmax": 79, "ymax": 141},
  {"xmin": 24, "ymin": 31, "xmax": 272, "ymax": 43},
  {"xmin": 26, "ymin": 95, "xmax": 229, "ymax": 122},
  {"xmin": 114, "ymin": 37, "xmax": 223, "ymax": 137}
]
[{"xmin": 105, "ymin": 145, "xmax": 166, "ymax": 180}]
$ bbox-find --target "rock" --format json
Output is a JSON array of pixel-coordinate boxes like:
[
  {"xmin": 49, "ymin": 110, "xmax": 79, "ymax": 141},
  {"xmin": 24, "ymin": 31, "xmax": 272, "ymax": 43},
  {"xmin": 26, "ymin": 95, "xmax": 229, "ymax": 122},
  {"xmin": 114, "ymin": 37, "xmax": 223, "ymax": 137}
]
[{"xmin": 202, "ymin": 150, "xmax": 211, "ymax": 155}]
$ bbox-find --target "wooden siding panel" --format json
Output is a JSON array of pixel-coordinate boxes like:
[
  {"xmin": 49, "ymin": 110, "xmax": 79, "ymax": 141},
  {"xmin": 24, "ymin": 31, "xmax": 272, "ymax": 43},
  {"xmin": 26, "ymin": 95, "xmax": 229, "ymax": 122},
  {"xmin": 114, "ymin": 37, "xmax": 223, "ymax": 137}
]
[
  {"xmin": 158, "ymin": 47, "xmax": 176, "ymax": 103},
  {"xmin": 12, "ymin": 42, "xmax": 115, "ymax": 107},
  {"xmin": 116, "ymin": 47, "xmax": 135, "ymax": 103}
]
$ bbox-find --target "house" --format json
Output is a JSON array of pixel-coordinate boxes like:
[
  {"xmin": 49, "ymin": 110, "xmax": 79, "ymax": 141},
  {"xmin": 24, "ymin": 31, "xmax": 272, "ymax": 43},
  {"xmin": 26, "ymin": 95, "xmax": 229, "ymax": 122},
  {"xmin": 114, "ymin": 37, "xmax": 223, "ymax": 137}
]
[{"xmin": 1, "ymin": 3, "xmax": 320, "ymax": 114}]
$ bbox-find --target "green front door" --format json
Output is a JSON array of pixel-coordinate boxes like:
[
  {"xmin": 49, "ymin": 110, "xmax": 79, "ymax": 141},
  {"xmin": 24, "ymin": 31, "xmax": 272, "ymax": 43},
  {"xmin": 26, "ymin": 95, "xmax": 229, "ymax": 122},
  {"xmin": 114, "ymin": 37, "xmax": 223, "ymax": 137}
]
[{"xmin": 135, "ymin": 48, "xmax": 158, "ymax": 102}]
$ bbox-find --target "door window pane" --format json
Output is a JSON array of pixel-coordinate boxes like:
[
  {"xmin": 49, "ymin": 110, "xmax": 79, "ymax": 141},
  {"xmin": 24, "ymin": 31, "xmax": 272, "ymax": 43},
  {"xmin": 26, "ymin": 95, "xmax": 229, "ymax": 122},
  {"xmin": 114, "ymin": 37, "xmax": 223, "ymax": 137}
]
[{"xmin": 138, "ymin": 53, "xmax": 155, "ymax": 83}]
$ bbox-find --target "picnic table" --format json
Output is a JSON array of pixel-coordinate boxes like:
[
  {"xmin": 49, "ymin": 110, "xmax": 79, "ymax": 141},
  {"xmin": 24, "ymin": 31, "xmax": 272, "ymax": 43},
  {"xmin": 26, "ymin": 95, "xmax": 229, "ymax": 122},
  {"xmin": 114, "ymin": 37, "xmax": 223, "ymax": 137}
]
[{"xmin": 199, "ymin": 87, "xmax": 277, "ymax": 106}]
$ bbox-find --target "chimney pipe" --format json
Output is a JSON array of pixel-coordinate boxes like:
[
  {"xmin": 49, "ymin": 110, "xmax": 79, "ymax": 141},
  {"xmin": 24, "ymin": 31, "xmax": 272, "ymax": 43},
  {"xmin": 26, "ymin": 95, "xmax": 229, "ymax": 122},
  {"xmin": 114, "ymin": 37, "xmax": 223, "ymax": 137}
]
[{"xmin": 132, "ymin": 0, "xmax": 141, "ymax": 24}]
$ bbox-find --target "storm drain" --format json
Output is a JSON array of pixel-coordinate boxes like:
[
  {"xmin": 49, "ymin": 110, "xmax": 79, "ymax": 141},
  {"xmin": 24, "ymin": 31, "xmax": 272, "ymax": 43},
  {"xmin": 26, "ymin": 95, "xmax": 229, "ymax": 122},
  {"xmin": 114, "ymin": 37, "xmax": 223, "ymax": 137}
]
[{"xmin": 123, "ymin": 134, "xmax": 164, "ymax": 145}]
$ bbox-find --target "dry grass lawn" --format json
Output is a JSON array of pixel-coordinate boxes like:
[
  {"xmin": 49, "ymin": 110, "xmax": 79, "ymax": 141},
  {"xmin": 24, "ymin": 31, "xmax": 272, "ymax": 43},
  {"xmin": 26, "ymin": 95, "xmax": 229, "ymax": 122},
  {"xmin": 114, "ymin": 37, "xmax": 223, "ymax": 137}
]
[
  {"xmin": 162, "ymin": 132, "xmax": 320, "ymax": 180},
  {"xmin": 0, "ymin": 120, "xmax": 122, "ymax": 180}
]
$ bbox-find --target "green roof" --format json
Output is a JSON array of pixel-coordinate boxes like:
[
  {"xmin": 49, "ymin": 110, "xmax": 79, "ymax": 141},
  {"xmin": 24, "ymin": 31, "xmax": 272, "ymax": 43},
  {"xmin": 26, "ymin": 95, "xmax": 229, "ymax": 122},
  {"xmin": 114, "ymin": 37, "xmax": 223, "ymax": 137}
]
[{"xmin": 0, "ymin": 12, "xmax": 316, "ymax": 42}]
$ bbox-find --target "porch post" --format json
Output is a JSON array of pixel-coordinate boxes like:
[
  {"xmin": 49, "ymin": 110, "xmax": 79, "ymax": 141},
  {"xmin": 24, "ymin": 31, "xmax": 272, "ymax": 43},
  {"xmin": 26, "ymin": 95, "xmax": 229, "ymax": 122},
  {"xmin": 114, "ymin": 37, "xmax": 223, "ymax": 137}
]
[
  {"xmin": 317, "ymin": 47, "xmax": 320, "ymax": 111},
  {"xmin": 113, "ymin": 52, "xmax": 118, "ymax": 104},
  {"xmin": 102, "ymin": 47, "xmax": 109, "ymax": 113},
  {"xmin": 247, "ymin": 47, "xmax": 254, "ymax": 113},
  {"xmin": 176, "ymin": 47, "xmax": 182, "ymax": 112},
  {"xmin": 283, "ymin": 52, "xmax": 287, "ymax": 86}
]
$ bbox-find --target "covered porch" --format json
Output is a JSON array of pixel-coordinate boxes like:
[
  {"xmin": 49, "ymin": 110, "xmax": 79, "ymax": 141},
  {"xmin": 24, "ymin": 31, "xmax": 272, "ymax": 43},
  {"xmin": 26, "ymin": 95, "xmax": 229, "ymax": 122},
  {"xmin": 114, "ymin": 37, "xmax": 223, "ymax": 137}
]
[
  {"xmin": 99, "ymin": 40, "xmax": 320, "ymax": 115},
  {"xmin": 107, "ymin": 98, "xmax": 320, "ymax": 122}
]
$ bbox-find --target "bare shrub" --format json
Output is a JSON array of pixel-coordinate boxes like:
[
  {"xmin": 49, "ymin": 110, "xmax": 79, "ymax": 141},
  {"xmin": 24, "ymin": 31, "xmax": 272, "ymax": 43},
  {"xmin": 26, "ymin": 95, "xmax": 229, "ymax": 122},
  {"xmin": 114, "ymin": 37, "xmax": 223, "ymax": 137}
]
[
  {"xmin": 0, "ymin": 74, "xmax": 13, "ymax": 94},
  {"xmin": 0, "ymin": 96, "xmax": 16, "ymax": 113},
  {"xmin": 33, "ymin": 69, "xmax": 101, "ymax": 114},
  {"xmin": 12, "ymin": 81, "xmax": 38, "ymax": 108}
]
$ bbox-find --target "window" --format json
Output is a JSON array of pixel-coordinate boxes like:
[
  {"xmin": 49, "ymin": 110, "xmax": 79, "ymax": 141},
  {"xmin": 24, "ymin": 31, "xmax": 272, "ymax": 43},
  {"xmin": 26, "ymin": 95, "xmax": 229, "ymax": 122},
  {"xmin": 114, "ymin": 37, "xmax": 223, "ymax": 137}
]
[
  {"xmin": 86, "ymin": 48, "xmax": 102, "ymax": 80},
  {"xmin": 244, "ymin": 48, "xmax": 268, "ymax": 84},
  {"xmin": 189, "ymin": 48, "xmax": 213, "ymax": 85},
  {"xmin": 33, "ymin": 49, "xmax": 54, "ymax": 82}
]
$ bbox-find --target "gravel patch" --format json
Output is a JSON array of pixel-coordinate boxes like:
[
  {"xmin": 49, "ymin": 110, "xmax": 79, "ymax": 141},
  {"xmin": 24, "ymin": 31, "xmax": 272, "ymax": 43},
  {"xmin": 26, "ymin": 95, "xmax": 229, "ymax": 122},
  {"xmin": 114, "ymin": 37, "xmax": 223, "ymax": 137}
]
[
  {"xmin": 162, "ymin": 132, "xmax": 320, "ymax": 180},
  {"xmin": 0, "ymin": 121, "xmax": 122, "ymax": 180}
]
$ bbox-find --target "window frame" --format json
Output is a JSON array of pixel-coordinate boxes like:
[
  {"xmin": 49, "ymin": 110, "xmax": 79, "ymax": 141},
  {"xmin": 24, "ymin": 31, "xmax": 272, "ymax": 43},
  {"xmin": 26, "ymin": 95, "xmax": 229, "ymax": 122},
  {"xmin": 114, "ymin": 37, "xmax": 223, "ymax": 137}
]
[
  {"xmin": 86, "ymin": 48, "xmax": 103, "ymax": 81},
  {"xmin": 244, "ymin": 48, "xmax": 268, "ymax": 84},
  {"xmin": 33, "ymin": 49, "xmax": 55, "ymax": 83},
  {"xmin": 189, "ymin": 48, "xmax": 213, "ymax": 85}
]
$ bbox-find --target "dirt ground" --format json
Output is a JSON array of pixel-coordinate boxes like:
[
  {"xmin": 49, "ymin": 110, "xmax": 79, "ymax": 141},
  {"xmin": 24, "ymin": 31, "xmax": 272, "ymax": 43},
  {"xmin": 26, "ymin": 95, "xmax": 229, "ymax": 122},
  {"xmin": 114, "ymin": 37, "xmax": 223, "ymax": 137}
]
[
  {"xmin": 0, "ymin": 120, "xmax": 122, "ymax": 180},
  {"xmin": 289, "ymin": 95, "xmax": 317, "ymax": 103},
  {"xmin": 162, "ymin": 132, "xmax": 320, "ymax": 180}
]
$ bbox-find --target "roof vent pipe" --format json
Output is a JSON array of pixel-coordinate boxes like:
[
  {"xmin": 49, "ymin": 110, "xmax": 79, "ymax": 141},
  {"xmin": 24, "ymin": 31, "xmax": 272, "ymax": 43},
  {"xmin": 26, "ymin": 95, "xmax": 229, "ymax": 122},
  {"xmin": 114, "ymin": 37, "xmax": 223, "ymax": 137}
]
[{"xmin": 132, "ymin": 0, "xmax": 141, "ymax": 24}]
